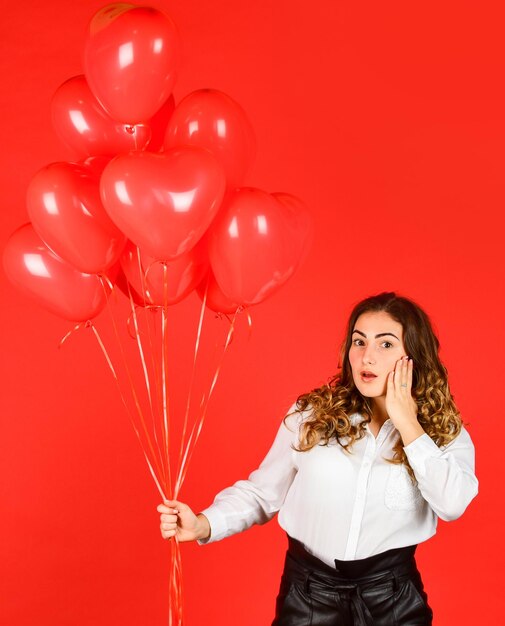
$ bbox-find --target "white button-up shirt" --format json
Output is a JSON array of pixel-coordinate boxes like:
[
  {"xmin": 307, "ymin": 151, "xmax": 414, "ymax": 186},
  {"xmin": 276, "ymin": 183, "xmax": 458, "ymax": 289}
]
[{"xmin": 200, "ymin": 405, "xmax": 478, "ymax": 565}]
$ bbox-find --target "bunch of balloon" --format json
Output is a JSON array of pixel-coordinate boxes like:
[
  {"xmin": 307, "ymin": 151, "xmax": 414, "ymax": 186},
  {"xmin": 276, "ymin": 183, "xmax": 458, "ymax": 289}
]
[{"xmin": 3, "ymin": 4, "xmax": 313, "ymax": 624}]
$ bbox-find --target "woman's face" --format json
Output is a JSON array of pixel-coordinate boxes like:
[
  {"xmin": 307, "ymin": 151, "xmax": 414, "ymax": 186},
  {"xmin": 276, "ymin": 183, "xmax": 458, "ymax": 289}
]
[{"xmin": 348, "ymin": 311, "xmax": 408, "ymax": 398}]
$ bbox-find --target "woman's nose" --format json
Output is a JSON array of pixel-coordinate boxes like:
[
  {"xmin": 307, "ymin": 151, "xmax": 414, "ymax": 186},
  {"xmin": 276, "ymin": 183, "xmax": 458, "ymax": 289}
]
[{"xmin": 362, "ymin": 345, "xmax": 375, "ymax": 365}]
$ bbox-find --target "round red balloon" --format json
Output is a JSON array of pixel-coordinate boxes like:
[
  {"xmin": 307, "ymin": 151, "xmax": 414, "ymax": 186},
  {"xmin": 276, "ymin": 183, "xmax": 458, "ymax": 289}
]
[
  {"xmin": 208, "ymin": 188, "xmax": 309, "ymax": 305},
  {"xmin": 27, "ymin": 162, "xmax": 126, "ymax": 274},
  {"xmin": 3, "ymin": 224, "xmax": 109, "ymax": 321},
  {"xmin": 100, "ymin": 148, "xmax": 226, "ymax": 261},
  {"xmin": 164, "ymin": 89, "xmax": 255, "ymax": 189},
  {"xmin": 120, "ymin": 241, "xmax": 208, "ymax": 306},
  {"xmin": 83, "ymin": 4, "xmax": 179, "ymax": 124}
]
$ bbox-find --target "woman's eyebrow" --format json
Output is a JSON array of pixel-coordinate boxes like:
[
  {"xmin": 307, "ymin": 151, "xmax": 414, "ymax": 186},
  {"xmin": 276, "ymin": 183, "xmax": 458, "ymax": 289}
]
[{"xmin": 352, "ymin": 330, "xmax": 400, "ymax": 340}]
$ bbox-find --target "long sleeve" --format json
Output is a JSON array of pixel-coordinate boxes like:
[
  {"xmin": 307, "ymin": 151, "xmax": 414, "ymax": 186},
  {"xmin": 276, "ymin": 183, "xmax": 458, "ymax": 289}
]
[
  {"xmin": 198, "ymin": 408, "xmax": 300, "ymax": 544},
  {"xmin": 403, "ymin": 425, "xmax": 478, "ymax": 522}
]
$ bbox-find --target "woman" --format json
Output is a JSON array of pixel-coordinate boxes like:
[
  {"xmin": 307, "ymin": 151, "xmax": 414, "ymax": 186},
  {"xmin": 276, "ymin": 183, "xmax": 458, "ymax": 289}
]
[{"xmin": 157, "ymin": 292, "xmax": 478, "ymax": 625}]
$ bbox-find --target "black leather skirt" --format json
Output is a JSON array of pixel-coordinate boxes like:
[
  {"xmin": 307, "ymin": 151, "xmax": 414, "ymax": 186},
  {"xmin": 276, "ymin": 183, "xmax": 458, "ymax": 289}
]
[{"xmin": 272, "ymin": 536, "xmax": 433, "ymax": 626}]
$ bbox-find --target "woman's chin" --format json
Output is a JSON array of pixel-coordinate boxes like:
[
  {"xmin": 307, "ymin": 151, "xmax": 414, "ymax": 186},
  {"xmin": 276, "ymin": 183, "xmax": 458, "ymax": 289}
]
[
  {"xmin": 359, "ymin": 390, "xmax": 382, "ymax": 398},
  {"xmin": 354, "ymin": 380, "xmax": 386, "ymax": 398}
]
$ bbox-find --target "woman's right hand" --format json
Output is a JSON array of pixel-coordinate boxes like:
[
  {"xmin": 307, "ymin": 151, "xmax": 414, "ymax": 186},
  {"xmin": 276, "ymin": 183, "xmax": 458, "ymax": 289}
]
[{"xmin": 157, "ymin": 500, "xmax": 211, "ymax": 542}]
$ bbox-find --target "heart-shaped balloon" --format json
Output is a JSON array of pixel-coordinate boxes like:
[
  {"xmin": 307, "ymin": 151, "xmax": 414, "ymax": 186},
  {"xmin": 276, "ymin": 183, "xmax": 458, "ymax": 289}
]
[
  {"xmin": 120, "ymin": 240, "xmax": 208, "ymax": 306},
  {"xmin": 84, "ymin": 4, "xmax": 179, "ymax": 124},
  {"xmin": 27, "ymin": 162, "xmax": 126, "ymax": 274},
  {"xmin": 208, "ymin": 188, "xmax": 310, "ymax": 305},
  {"xmin": 52, "ymin": 75, "xmax": 150, "ymax": 157},
  {"xmin": 164, "ymin": 89, "xmax": 255, "ymax": 189},
  {"xmin": 100, "ymin": 148, "xmax": 226, "ymax": 261},
  {"xmin": 3, "ymin": 224, "xmax": 109, "ymax": 321}
]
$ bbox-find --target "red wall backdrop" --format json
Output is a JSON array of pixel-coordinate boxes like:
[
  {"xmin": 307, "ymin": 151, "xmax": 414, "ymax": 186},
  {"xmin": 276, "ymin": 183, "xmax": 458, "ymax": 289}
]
[{"xmin": 1, "ymin": 1, "xmax": 502, "ymax": 624}]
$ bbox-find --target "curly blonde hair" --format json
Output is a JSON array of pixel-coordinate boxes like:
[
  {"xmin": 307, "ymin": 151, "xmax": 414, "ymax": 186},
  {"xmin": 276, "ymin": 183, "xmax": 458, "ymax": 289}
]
[{"xmin": 290, "ymin": 292, "xmax": 462, "ymax": 480}]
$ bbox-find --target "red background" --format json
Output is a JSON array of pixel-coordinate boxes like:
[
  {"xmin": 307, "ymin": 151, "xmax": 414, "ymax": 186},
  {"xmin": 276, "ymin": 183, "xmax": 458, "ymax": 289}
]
[{"xmin": 0, "ymin": 1, "xmax": 502, "ymax": 624}]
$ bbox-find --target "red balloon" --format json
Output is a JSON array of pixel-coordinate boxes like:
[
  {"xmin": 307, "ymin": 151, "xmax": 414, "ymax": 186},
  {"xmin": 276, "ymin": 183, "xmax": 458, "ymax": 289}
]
[
  {"xmin": 51, "ymin": 75, "xmax": 151, "ymax": 157},
  {"xmin": 100, "ymin": 148, "xmax": 226, "ymax": 261},
  {"xmin": 164, "ymin": 89, "xmax": 255, "ymax": 189},
  {"xmin": 51, "ymin": 75, "xmax": 176, "ymax": 158},
  {"xmin": 208, "ymin": 188, "xmax": 310, "ymax": 305},
  {"xmin": 3, "ymin": 224, "xmax": 109, "ymax": 321},
  {"xmin": 27, "ymin": 162, "xmax": 126, "ymax": 274},
  {"xmin": 83, "ymin": 4, "xmax": 179, "ymax": 124},
  {"xmin": 120, "ymin": 241, "xmax": 208, "ymax": 306},
  {"xmin": 196, "ymin": 270, "xmax": 241, "ymax": 314}
]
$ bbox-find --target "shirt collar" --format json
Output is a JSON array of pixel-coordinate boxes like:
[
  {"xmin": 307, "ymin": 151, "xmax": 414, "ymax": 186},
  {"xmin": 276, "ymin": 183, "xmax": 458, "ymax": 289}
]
[{"xmin": 350, "ymin": 412, "xmax": 393, "ymax": 429}]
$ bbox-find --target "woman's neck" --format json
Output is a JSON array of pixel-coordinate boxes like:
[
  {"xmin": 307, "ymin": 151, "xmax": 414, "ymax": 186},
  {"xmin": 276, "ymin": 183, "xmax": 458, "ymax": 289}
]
[{"xmin": 370, "ymin": 396, "xmax": 389, "ymax": 424}]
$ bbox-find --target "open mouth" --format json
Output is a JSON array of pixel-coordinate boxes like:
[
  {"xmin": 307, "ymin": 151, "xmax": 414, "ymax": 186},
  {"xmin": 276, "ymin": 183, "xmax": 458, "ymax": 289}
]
[{"xmin": 360, "ymin": 371, "xmax": 378, "ymax": 382}]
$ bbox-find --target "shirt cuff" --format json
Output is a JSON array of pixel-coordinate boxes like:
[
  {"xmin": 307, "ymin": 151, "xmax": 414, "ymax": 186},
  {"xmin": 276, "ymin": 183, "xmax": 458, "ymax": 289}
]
[
  {"xmin": 196, "ymin": 505, "xmax": 229, "ymax": 545},
  {"xmin": 403, "ymin": 433, "xmax": 442, "ymax": 476}
]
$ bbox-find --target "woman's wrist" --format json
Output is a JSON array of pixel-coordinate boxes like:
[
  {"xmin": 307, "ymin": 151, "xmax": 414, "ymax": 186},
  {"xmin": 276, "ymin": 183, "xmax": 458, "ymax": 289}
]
[
  {"xmin": 398, "ymin": 419, "xmax": 425, "ymax": 447},
  {"xmin": 196, "ymin": 513, "xmax": 211, "ymax": 541}
]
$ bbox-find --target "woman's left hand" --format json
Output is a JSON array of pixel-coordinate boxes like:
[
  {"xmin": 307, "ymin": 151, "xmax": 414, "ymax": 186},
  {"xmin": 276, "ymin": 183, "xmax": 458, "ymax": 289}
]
[{"xmin": 385, "ymin": 356, "xmax": 419, "ymax": 435}]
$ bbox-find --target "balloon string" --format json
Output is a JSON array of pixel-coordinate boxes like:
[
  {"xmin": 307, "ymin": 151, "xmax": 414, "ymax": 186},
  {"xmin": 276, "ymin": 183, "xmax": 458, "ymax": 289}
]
[
  {"xmin": 158, "ymin": 263, "xmax": 181, "ymax": 624},
  {"xmin": 99, "ymin": 278, "xmax": 167, "ymax": 494},
  {"xmin": 126, "ymin": 308, "xmax": 139, "ymax": 340},
  {"xmin": 161, "ymin": 263, "xmax": 172, "ymax": 496},
  {"xmin": 59, "ymin": 317, "xmax": 167, "ymax": 526},
  {"xmin": 167, "ymin": 539, "xmax": 183, "ymax": 626},
  {"xmin": 93, "ymin": 321, "xmax": 166, "ymax": 497},
  {"xmin": 175, "ymin": 309, "xmax": 238, "ymax": 496},
  {"xmin": 118, "ymin": 261, "xmax": 180, "ymax": 623},
  {"xmin": 135, "ymin": 248, "xmax": 165, "ymax": 465},
  {"xmin": 245, "ymin": 308, "xmax": 253, "ymax": 340},
  {"xmin": 174, "ymin": 539, "xmax": 183, "ymax": 626},
  {"xmin": 144, "ymin": 259, "xmax": 164, "ymax": 285},
  {"xmin": 72, "ymin": 320, "xmax": 166, "ymax": 499},
  {"xmin": 126, "ymin": 281, "xmax": 168, "ymax": 488},
  {"xmin": 90, "ymin": 323, "xmax": 167, "ymax": 501},
  {"xmin": 99, "ymin": 273, "xmax": 114, "ymax": 291},
  {"xmin": 132, "ymin": 124, "xmax": 139, "ymax": 151},
  {"xmin": 169, "ymin": 544, "xmax": 173, "ymax": 626},
  {"xmin": 174, "ymin": 274, "xmax": 209, "ymax": 497},
  {"xmin": 106, "ymin": 305, "xmax": 166, "ymax": 490},
  {"xmin": 58, "ymin": 321, "xmax": 90, "ymax": 348}
]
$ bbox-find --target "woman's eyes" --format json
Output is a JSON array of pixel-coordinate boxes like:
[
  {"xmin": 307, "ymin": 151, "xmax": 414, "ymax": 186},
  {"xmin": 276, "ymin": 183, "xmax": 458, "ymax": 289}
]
[{"xmin": 352, "ymin": 339, "xmax": 394, "ymax": 348}]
